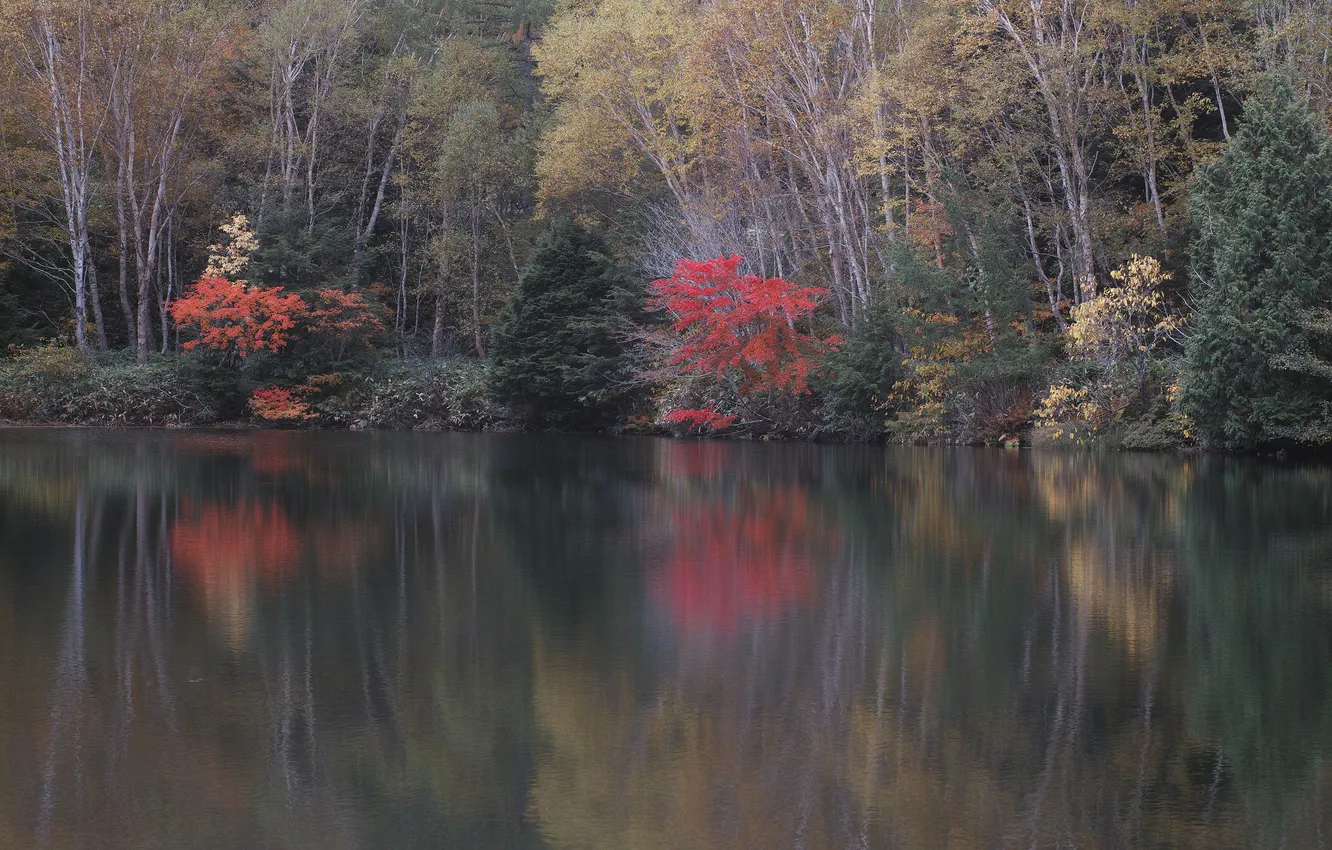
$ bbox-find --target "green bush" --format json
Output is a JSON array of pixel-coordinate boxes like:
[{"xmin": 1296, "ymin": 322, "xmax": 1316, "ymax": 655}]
[
  {"xmin": 820, "ymin": 301, "xmax": 903, "ymax": 440},
  {"xmin": 355, "ymin": 359, "xmax": 503, "ymax": 431},
  {"xmin": 65, "ymin": 354, "xmax": 217, "ymax": 425},
  {"xmin": 0, "ymin": 342, "xmax": 88, "ymax": 420},
  {"xmin": 0, "ymin": 345, "xmax": 216, "ymax": 425}
]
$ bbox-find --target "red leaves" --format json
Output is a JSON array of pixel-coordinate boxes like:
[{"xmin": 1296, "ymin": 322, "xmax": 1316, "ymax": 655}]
[
  {"xmin": 650, "ymin": 255, "xmax": 839, "ymax": 396},
  {"xmin": 650, "ymin": 255, "xmax": 840, "ymax": 432},
  {"xmin": 663, "ymin": 408, "xmax": 738, "ymax": 431},
  {"xmin": 306, "ymin": 288, "xmax": 385, "ymax": 340},
  {"xmin": 169, "ymin": 278, "xmax": 385, "ymax": 362},
  {"xmin": 169, "ymin": 276, "xmax": 306, "ymax": 357},
  {"xmin": 249, "ymin": 386, "xmax": 315, "ymax": 422}
]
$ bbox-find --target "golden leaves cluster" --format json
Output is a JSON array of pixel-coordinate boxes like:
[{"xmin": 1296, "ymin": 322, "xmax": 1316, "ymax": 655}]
[
  {"xmin": 1067, "ymin": 254, "xmax": 1180, "ymax": 366},
  {"xmin": 203, "ymin": 213, "xmax": 259, "ymax": 280}
]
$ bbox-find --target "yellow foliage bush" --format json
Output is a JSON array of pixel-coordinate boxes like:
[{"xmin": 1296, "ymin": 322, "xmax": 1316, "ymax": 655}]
[
  {"xmin": 203, "ymin": 213, "xmax": 259, "ymax": 280},
  {"xmin": 1037, "ymin": 255, "xmax": 1184, "ymax": 442}
]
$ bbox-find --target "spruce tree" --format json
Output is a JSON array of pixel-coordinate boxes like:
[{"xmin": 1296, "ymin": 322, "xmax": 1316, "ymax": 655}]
[
  {"xmin": 1181, "ymin": 74, "xmax": 1332, "ymax": 448},
  {"xmin": 488, "ymin": 219, "xmax": 640, "ymax": 428}
]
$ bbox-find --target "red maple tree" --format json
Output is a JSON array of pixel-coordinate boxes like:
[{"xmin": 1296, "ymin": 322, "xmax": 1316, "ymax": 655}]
[
  {"xmin": 304, "ymin": 287, "xmax": 385, "ymax": 357},
  {"xmin": 169, "ymin": 276, "xmax": 306, "ymax": 357},
  {"xmin": 650, "ymin": 255, "xmax": 840, "ymax": 430}
]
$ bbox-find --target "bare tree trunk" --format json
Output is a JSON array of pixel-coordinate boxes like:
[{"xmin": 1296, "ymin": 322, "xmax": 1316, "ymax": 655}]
[
  {"xmin": 984, "ymin": 0, "xmax": 1102, "ymax": 298},
  {"xmin": 1132, "ymin": 45, "xmax": 1168, "ymax": 236},
  {"xmin": 470, "ymin": 197, "xmax": 485, "ymax": 359},
  {"xmin": 431, "ymin": 283, "xmax": 447, "ymax": 358},
  {"xmin": 396, "ymin": 188, "xmax": 410, "ymax": 340},
  {"xmin": 354, "ymin": 108, "xmax": 385, "ymax": 249},
  {"xmin": 127, "ymin": 83, "xmax": 187, "ymax": 362},
  {"xmin": 360, "ymin": 120, "xmax": 405, "ymax": 250},
  {"xmin": 22, "ymin": 4, "xmax": 106, "ymax": 351},
  {"xmin": 1022, "ymin": 192, "xmax": 1068, "ymax": 332},
  {"xmin": 88, "ymin": 259, "xmax": 107, "ymax": 349},
  {"xmin": 115, "ymin": 148, "xmax": 137, "ymax": 346}
]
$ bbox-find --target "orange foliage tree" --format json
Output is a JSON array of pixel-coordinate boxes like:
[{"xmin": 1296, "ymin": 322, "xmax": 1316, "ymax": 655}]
[
  {"xmin": 650, "ymin": 255, "xmax": 840, "ymax": 430},
  {"xmin": 303, "ymin": 287, "xmax": 386, "ymax": 364},
  {"xmin": 168, "ymin": 276, "xmax": 307, "ymax": 359},
  {"xmin": 249, "ymin": 386, "xmax": 316, "ymax": 422}
]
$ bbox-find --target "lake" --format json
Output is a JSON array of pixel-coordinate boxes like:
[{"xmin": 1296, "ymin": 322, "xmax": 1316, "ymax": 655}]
[{"xmin": 0, "ymin": 429, "xmax": 1329, "ymax": 849}]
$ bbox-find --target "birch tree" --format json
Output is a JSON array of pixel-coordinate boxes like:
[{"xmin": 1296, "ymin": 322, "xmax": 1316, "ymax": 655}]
[{"xmin": 1, "ymin": 0, "xmax": 111, "ymax": 350}]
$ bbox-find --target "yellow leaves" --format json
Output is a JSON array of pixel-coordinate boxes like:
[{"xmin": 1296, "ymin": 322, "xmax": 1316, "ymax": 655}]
[
  {"xmin": 1066, "ymin": 254, "xmax": 1180, "ymax": 366},
  {"xmin": 1039, "ymin": 254, "xmax": 1190, "ymax": 443},
  {"xmin": 537, "ymin": 0, "xmax": 876, "ymax": 209},
  {"xmin": 1037, "ymin": 384, "xmax": 1097, "ymax": 425},
  {"xmin": 534, "ymin": 0, "xmax": 707, "ymax": 205},
  {"xmin": 1034, "ymin": 381, "xmax": 1115, "ymax": 442},
  {"xmin": 203, "ymin": 213, "xmax": 258, "ymax": 280},
  {"xmin": 536, "ymin": 106, "xmax": 640, "ymax": 212}
]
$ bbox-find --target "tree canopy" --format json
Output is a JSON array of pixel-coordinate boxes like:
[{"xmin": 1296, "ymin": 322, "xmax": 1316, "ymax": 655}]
[
  {"xmin": 1181, "ymin": 75, "xmax": 1332, "ymax": 447},
  {"xmin": 488, "ymin": 219, "xmax": 640, "ymax": 428}
]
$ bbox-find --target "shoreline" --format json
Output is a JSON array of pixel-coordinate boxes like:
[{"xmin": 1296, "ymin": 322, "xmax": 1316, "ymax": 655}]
[{"xmin": 5, "ymin": 419, "xmax": 1315, "ymax": 460}]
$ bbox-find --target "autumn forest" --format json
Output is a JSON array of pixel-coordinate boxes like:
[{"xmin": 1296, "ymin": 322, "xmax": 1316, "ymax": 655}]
[{"xmin": 1, "ymin": 0, "xmax": 1331, "ymax": 449}]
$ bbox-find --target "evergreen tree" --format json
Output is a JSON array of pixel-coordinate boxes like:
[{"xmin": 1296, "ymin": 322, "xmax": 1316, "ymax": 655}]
[
  {"xmin": 822, "ymin": 298, "xmax": 902, "ymax": 436},
  {"xmin": 1181, "ymin": 75, "xmax": 1332, "ymax": 449},
  {"xmin": 488, "ymin": 219, "xmax": 640, "ymax": 428}
]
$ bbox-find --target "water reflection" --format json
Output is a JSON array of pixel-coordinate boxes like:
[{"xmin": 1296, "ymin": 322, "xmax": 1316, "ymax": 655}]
[
  {"xmin": 0, "ymin": 431, "xmax": 1329, "ymax": 848},
  {"xmin": 651, "ymin": 485, "xmax": 820, "ymax": 634}
]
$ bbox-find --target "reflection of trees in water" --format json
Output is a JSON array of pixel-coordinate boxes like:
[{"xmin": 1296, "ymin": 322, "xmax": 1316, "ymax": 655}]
[
  {"xmin": 529, "ymin": 563, "xmax": 874, "ymax": 849},
  {"xmin": 528, "ymin": 447, "xmax": 1332, "ymax": 850},
  {"xmin": 651, "ymin": 487, "xmax": 819, "ymax": 633},
  {"xmin": 1, "ymin": 434, "xmax": 541, "ymax": 849},
  {"xmin": 171, "ymin": 497, "xmax": 302, "ymax": 647},
  {"xmin": 0, "ymin": 433, "xmax": 1330, "ymax": 848}
]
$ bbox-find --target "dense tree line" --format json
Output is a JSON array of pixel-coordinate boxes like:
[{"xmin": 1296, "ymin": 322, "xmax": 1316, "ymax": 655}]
[
  {"xmin": 0, "ymin": 0, "xmax": 1330, "ymax": 449},
  {"xmin": 0, "ymin": 0, "xmax": 544, "ymax": 356}
]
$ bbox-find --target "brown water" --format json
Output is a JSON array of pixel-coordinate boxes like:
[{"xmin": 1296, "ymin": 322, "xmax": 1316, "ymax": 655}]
[{"xmin": 0, "ymin": 429, "xmax": 1330, "ymax": 849}]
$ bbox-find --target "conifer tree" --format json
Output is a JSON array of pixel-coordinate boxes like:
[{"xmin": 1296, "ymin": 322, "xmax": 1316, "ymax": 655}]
[
  {"xmin": 1181, "ymin": 75, "xmax": 1332, "ymax": 448},
  {"xmin": 488, "ymin": 219, "xmax": 639, "ymax": 428}
]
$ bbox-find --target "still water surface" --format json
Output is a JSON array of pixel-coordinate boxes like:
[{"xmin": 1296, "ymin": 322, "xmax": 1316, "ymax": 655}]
[{"xmin": 1, "ymin": 429, "xmax": 1330, "ymax": 849}]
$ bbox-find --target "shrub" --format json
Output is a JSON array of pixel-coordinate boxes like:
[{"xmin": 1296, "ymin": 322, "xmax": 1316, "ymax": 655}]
[
  {"xmin": 302, "ymin": 287, "xmax": 387, "ymax": 368},
  {"xmin": 61, "ymin": 355, "xmax": 217, "ymax": 425},
  {"xmin": 820, "ymin": 301, "xmax": 902, "ymax": 439},
  {"xmin": 0, "ymin": 345, "xmax": 216, "ymax": 425},
  {"xmin": 249, "ymin": 386, "xmax": 316, "ymax": 423},
  {"xmin": 357, "ymin": 359, "xmax": 503, "ymax": 431},
  {"xmin": 0, "ymin": 342, "xmax": 88, "ymax": 420},
  {"xmin": 654, "ymin": 372, "xmax": 826, "ymax": 439}
]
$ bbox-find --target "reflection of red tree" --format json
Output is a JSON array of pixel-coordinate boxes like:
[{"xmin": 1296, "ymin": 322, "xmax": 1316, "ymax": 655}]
[
  {"xmin": 655, "ymin": 489, "xmax": 818, "ymax": 633},
  {"xmin": 248, "ymin": 433, "xmax": 300, "ymax": 477},
  {"xmin": 171, "ymin": 498, "xmax": 302, "ymax": 586},
  {"xmin": 168, "ymin": 432, "xmax": 301, "ymax": 477},
  {"xmin": 170, "ymin": 498, "xmax": 303, "ymax": 646},
  {"xmin": 661, "ymin": 440, "xmax": 735, "ymax": 480}
]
